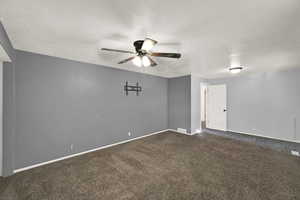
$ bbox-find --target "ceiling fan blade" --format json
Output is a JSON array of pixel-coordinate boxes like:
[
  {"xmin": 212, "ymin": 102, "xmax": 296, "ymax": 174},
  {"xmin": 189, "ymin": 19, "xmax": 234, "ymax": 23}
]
[
  {"xmin": 101, "ymin": 48, "xmax": 135, "ymax": 54},
  {"xmin": 146, "ymin": 56, "xmax": 157, "ymax": 67},
  {"xmin": 118, "ymin": 56, "xmax": 135, "ymax": 64},
  {"xmin": 141, "ymin": 38, "xmax": 157, "ymax": 51},
  {"xmin": 150, "ymin": 52, "xmax": 181, "ymax": 59}
]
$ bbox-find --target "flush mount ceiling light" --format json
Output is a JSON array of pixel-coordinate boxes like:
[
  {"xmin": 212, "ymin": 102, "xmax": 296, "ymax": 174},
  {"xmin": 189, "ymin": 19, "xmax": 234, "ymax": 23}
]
[{"xmin": 229, "ymin": 66, "xmax": 243, "ymax": 74}]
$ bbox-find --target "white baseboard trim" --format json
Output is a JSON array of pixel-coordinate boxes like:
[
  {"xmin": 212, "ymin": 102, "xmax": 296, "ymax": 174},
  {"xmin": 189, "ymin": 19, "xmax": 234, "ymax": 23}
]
[
  {"xmin": 190, "ymin": 129, "xmax": 202, "ymax": 135},
  {"xmin": 14, "ymin": 129, "xmax": 169, "ymax": 174},
  {"xmin": 227, "ymin": 129, "xmax": 300, "ymax": 144},
  {"xmin": 176, "ymin": 128, "xmax": 187, "ymax": 134},
  {"xmin": 168, "ymin": 129, "xmax": 194, "ymax": 135}
]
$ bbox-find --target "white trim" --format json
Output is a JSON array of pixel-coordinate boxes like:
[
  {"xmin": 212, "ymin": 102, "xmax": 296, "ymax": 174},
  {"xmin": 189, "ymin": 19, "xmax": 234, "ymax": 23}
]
[
  {"xmin": 0, "ymin": 62, "xmax": 2, "ymax": 177},
  {"xmin": 227, "ymin": 129, "xmax": 300, "ymax": 144},
  {"xmin": 177, "ymin": 128, "xmax": 187, "ymax": 134},
  {"xmin": 14, "ymin": 129, "xmax": 169, "ymax": 174},
  {"xmin": 191, "ymin": 129, "xmax": 202, "ymax": 135},
  {"xmin": 190, "ymin": 130, "xmax": 201, "ymax": 135},
  {"xmin": 169, "ymin": 129, "xmax": 194, "ymax": 135}
]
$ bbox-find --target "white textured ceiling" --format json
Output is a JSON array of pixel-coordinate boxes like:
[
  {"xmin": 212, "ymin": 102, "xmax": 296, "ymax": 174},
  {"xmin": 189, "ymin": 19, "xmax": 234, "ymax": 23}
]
[{"xmin": 1, "ymin": 0, "xmax": 300, "ymax": 78}]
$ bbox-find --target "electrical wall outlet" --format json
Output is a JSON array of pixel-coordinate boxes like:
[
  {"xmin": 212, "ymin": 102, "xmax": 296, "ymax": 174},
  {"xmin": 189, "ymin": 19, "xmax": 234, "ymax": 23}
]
[
  {"xmin": 128, "ymin": 132, "xmax": 131, "ymax": 136},
  {"xmin": 291, "ymin": 150, "xmax": 300, "ymax": 157}
]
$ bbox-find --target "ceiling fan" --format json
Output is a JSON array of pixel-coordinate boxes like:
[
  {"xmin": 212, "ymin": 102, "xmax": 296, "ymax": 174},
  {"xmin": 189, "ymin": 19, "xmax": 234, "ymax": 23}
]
[{"xmin": 101, "ymin": 38, "xmax": 181, "ymax": 67}]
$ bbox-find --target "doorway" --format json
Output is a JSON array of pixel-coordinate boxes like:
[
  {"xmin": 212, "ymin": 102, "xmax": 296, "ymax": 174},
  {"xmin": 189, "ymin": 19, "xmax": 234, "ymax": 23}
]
[{"xmin": 206, "ymin": 84, "xmax": 227, "ymax": 131}]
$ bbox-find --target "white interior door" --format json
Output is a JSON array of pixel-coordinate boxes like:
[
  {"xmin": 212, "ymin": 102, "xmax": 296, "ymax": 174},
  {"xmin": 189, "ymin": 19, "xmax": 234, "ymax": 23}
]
[{"xmin": 206, "ymin": 84, "xmax": 227, "ymax": 131}]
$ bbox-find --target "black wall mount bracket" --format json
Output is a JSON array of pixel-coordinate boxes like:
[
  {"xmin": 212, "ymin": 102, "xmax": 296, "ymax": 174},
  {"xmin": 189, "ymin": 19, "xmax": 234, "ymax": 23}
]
[{"xmin": 124, "ymin": 81, "xmax": 142, "ymax": 96}]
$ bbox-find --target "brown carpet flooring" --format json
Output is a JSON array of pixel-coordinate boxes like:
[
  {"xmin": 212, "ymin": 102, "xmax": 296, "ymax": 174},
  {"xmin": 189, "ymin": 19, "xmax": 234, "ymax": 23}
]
[{"xmin": 0, "ymin": 131, "xmax": 300, "ymax": 200}]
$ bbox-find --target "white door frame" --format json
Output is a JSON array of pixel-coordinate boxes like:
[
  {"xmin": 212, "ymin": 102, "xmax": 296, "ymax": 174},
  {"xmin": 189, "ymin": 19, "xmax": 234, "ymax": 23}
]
[
  {"xmin": 0, "ymin": 62, "xmax": 3, "ymax": 176},
  {"xmin": 206, "ymin": 84, "xmax": 227, "ymax": 131},
  {"xmin": 200, "ymin": 83, "xmax": 207, "ymax": 124}
]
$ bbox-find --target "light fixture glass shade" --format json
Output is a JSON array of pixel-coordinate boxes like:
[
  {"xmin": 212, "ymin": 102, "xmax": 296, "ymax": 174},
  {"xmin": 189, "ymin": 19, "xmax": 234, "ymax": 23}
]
[
  {"xmin": 132, "ymin": 56, "xmax": 142, "ymax": 67},
  {"xmin": 229, "ymin": 66, "xmax": 243, "ymax": 74},
  {"xmin": 142, "ymin": 56, "xmax": 151, "ymax": 67}
]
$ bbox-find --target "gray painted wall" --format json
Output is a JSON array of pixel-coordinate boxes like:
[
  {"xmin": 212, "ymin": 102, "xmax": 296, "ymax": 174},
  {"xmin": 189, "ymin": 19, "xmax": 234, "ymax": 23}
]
[
  {"xmin": 206, "ymin": 69, "xmax": 300, "ymax": 142},
  {"xmin": 15, "ymin": 50, "xmax": 168, "ymax": 169},
  {"xmin": 191, "ymin": 76, "xmax": 202, "ymax": 133},
  {"xmin": 168, "ymin": 76, "xmax": 191, "ymax": 132},
  {"xmin": 0, "ymin": 21, "xmax": 16, "ymax": 176},
  {"xmin": 3, "ymin": 62, "xmax": 15, "ymax": 176}
]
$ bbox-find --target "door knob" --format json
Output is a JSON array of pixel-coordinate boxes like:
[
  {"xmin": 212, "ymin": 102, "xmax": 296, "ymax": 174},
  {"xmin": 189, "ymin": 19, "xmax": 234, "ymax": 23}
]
[{"xmin": 223, "ymin": 109, "xmax": 227, "ymax": 112}]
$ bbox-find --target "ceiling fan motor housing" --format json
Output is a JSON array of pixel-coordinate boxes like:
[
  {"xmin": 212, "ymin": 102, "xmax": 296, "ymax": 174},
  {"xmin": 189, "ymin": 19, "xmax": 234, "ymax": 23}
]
[{"xmin": 133, "ymin": 40, "xmax": 144, "ymax": 52}]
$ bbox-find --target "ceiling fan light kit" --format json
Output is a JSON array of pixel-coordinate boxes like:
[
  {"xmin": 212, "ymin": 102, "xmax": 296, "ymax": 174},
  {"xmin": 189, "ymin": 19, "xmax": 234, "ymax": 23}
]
[
  {"xmin": 132, "ymin": 56, "xmax": 142, "ymax": 67},
  {"xmin": 101, "ymin": 38, "xmax": 181, "ymax": 68},
  {"xmin": 141, "ymin": 56, "xmax": 151, "ymax": 67}
]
